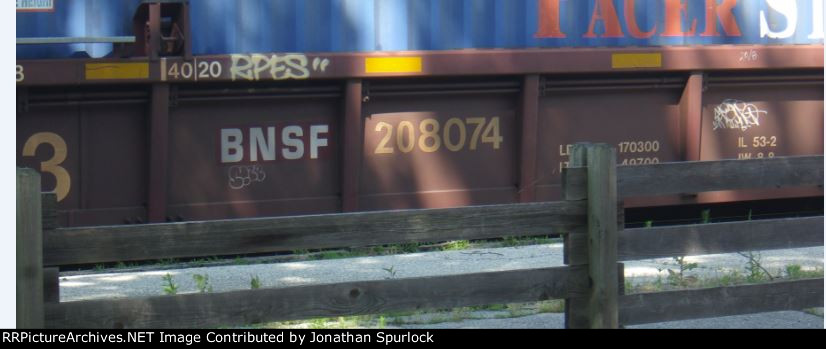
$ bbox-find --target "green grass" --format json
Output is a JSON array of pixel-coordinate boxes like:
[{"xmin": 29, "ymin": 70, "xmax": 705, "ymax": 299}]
[
  {"xmin": 626, "ymin": 265, "xmax": 824, "ymax": 294},
  {"xmin": 192, "ymin": 274, "xmax": 213, "ymax": 293},
  {"xmin": 161, "ymin": 273, "xmax": 178, "ymax": 295},
  {"xmin": 786, "ymin": 265, "xmax": 824, "ymax": 280},
  {"xmin": 250, "ymin": 275, "xmax": 261, "ymax": 289},
  {"xmin": 441, "ymin": 240, "xmax": 470, "ymax": 251},
  {"xmin": 502, "ymin": 235, "xmax": 558, "ymax": 247},
  {"xmin": 251, "ymin": 300, "xmax": 568, "ymax": 329},
  {"xmin": 537, "ymin": 300, "xmax": 565, "ymax": 314}
]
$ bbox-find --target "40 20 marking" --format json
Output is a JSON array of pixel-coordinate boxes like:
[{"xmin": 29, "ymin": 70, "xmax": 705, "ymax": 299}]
[{"xmin": 163, "ymin": 59, "xmax": 222, "ymax": 81}]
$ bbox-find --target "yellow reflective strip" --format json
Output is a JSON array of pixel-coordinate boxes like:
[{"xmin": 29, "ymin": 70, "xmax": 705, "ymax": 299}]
[
  {"xmin": 85, "ymin": 63, "xmax": 149, "ymax": 80},
  {"xmin": 365, "ymin": 57, "xmax": 423, "ymax": 74},
  {"xmin": 611, "ymin": 53, "xmax": 662, "ymax": 69}
]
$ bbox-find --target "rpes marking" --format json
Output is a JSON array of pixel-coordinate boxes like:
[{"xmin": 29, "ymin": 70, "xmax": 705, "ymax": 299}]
[
  {"xmin": 229, "ymin": 54, "xmax": 330, "ymax": 81},
  {"xmin": 220, "ymin": 124, "xmax": 331, "ymax": 164}
]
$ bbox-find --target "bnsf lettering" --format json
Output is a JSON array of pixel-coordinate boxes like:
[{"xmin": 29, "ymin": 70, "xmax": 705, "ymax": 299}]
[{"xmin": 220, "ymin": 125, "xmax": 329, "ymax": 164}]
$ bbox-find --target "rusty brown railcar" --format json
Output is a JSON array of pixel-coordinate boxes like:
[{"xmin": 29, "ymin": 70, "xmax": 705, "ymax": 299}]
[{"xmin": 17, "ymin": 1, "xmax": 824, "ymax": 228}]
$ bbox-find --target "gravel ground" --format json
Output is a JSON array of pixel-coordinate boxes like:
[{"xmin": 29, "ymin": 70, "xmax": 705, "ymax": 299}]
[{"xmin": 59, "ymin": 244, "xmax": 824, "ymax": 329}]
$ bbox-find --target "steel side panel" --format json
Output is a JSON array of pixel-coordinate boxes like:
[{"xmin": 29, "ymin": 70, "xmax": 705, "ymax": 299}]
[
  {"xmin": 360, "ymin": 93, "xmax": 518, "ymax": 210},
  {"xmin": 167, "ymin": 96, "xmax": 341, "ymax": 221},
  {"xmin": 536, "ymin": 86, "xmax": 683, "ymax": 203},
  {"xmin": 17, "ymin": 103, "xmax": 148, "ymax": 227},
  {"xmin": 696, "ymin": 80, "xmax": 825, "ymax": 203}
]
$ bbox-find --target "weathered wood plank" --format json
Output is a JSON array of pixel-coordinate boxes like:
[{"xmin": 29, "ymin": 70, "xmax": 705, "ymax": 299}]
[
  {"xmin": 618, "ymin": 155, "xmax": 823, "ymax": 198},
  {"xmin": 17, "ymin": 168, "xmax": 44, "ymax": 328},
  {"xmin": 566, "ymin": 234, "xmax": 588, "ymax": 266},
  {"xmin": 619, "ymin": 216, "xmax": 824, "ymax": 261},
  {"xmin": 41, "ymin": 193, "xmax": 58, "ymax": 231},
  {"xmin": 562, "ymin": 167, "xmax": 587, "ymax": 201},
  {"xmin": 45, "ymin": 201, "xmax": 585, "ymax": 266},
  {"xmin": 564, "ymin": 144, "xmax": 589, "ymax": 329},
  {"xmin": 585, "ymin": 144, "xmax": 619, "ymax": 329},
  {"xmin": 43, "ymin": 268, "xmax": 60, "ymax": 304},
  {"xmin": 46, "ymin": 266, "xmax": 587, "ymax": 329},
  {"xmin": 567, "ymin": 217, "xmax": 823, "ymax": 264},
  {"xmin": 620, "ymin": 278, "xmax": 824, "ymax": 325},
  {"xmin": 566, "ymin": 263, "xmax": 625, "ymax": 329}
]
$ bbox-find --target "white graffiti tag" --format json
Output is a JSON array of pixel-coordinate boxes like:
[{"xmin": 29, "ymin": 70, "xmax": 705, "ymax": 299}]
[
  {"xmin": 228, "ymin": 165, "xmax": 266, "ymax": 190},
  {"xmin": 230, "ymin": 53, "xmax": 330, "ymax": 81},
  {"xmin": 712, "ymin": 99, "xmax": 767, "ymax": 131}
]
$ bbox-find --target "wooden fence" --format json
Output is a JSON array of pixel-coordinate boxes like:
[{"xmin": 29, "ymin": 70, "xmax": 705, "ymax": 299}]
[{"xmin": 16, "ymin": 144, "xmax": 824, "ymax": 329}]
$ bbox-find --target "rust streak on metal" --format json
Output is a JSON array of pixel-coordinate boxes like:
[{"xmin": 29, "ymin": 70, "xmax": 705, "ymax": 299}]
[
  {"xmin": 342, "ymin": 80, "xmax": 363, "ymax": 212},
  {"xmin": 148, "ymin": 84, "xmax": 170, "ymax": 223},
  {"xmin": 680, "ymin": 73, "xmax": 704, "ymax": 161},
  {"xmin": 519, "ymin": 75, "xmax": 540, "ymax": 203}
]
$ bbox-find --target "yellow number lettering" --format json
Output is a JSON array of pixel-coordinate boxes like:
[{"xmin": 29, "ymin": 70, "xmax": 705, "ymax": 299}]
[
  {"xmin": 418, "ymin": 119, "xmax": 441, "ymax": 153},
  {"xmin": 443, "ymin": 118, "xmax": 467, "ymax": 152},
  {"xmin": 374, "ymin": 122, "xmax": 394, "ymax": 154},
  {"xmin": 22, "ymin": 132, "xmax": 70, "ymax": 202},
  {"xmin": 397, "ymin": 121, "xmax": 415, "ymax": 153},
  {"xmin": 481, "ymin": 117, "xmax": 503, "ymax": 150},
  {"xmin": 466, "ymin": 118, "xmax": 485, "ymax": 150}
]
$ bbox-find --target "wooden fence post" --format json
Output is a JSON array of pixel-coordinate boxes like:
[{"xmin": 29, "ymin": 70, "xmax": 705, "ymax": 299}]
[
  {"xmin": 42, "ymin": 193, "xmax": 60, "ymax": 304},
  {"xmin": 563, "ymin": 143, "xmax": 619, "ymax": 329},
  {"xmin": 17, "ymin": 168, "xmax": 44, "ymax": 328}
]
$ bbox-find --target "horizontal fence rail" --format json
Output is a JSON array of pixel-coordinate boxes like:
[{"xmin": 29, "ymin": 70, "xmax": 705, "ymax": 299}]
[
  {"xmin": 617, "ymin": 155, "xmax": 823, "ymax": 198},
  {"xmin": 620, "ymin": 278, "xmax": 824, "ymax": 325},
  {"xmin": 566, "ymin": 216, "xmax": 824, "ymax": 264},
  {"xmin": 46, "ymin": 266, "xmax": 587, "ymax": 329},
  {"xmin": 44, "ymin": 201, "xmax": 586, "ymax": 266},
  {"xmin": 21, "ymin": 149, "xmax": 824, "ymax": 329}
]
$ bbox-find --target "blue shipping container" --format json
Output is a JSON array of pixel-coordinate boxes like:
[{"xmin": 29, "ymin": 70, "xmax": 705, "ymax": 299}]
[
  {"xmin": 17, "ymin": 0, "xmax": 824, "ymax": 59},
  {"xmin": 189, "ymin": 0, "xmax": 823, "ymax": 55}
]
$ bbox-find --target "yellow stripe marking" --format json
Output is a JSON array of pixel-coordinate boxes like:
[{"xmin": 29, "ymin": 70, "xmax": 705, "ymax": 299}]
[
  {"xmin": 365, "ymin": 57, "xmax": 423, "ymax": 74},
  {"xmin": 85, "ymin": 63, "xmax": 149, "ymax": 80},
  {"xmin": 611, "ymin": 53, "xmax": 662, "ymax": 69}
]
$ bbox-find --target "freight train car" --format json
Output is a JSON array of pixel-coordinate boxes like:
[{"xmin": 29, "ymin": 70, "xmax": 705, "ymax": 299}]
[{"xmin": 16, "ymin": 0, "xmax": 824, "ymax": 227}]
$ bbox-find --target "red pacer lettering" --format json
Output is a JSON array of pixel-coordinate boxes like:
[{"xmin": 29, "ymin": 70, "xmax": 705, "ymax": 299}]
[
  {"xmin": 536, "ymin": 0, "xmax": 744, "ymax": 39},
  {"xmin": 535, "ymin": 0, "xmax": 566, "ymax": 38},
  {"xmin": 625, "ymin": 0, "xmax": 657, "ymax": 38},
  {"xmin": 663, "ymin": 0, "xmax": 698, "ymax": 36},
  {"xmin": 702, "ymin": 0, "xmax": 741, "ymax": 37},
  {"xmin": 584, "ymin": 0, "xmax": 624, "ymax": 38}
]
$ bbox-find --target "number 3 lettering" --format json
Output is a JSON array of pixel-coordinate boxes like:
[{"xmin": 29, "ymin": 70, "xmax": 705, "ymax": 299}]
[{"xmin": 22, "ymin": 132, "xmax": 71, "ymax": 202}]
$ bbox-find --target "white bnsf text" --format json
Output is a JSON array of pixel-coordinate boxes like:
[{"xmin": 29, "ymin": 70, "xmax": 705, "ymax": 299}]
[{"xmin": 220, "ymin": 124, "xmax": 330, "ymax": 163}]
